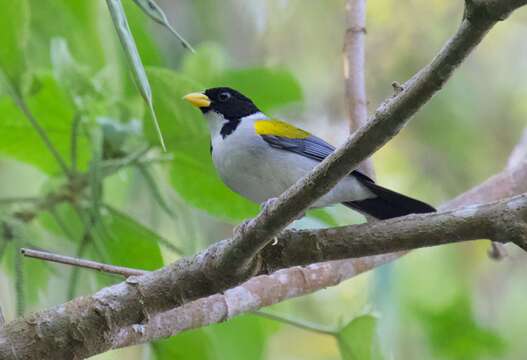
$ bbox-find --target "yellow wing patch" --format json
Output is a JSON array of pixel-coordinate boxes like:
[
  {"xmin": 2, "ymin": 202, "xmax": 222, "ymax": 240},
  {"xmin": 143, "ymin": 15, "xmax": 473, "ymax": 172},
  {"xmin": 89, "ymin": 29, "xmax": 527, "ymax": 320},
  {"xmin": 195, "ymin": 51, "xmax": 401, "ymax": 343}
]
[{"xmin": 254, "ymin": 119, "xmax": 310, "ymax": 139}]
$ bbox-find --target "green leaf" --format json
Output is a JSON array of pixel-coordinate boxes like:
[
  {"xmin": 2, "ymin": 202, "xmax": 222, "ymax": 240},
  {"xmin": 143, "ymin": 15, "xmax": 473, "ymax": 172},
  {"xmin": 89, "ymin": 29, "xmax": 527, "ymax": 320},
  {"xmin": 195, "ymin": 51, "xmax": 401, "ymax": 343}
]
[
  {"xmin": 122, "ymin": 0, "xmax": 164, "ymax": 67},
  {"xmin": 28, "ymin": 0, "xmax": 110, "ymax": 70},
  {"xmin": 307, "ymin": 208, "xmax": 339, "ymax": 227},
  {"xmin": 214, "ymin": 68, "xmax": 303, "ymax": 113},
  {"xmin": 415, "ymin": 295, "xmax": 507, "ymax": 360},
  {"xmin": 152, "ymin": 314, "xmax": 276, "ymax": 360},
  {"xmin": 50, "ymin": 38, "xmax": 97, "ymax": 103},
  {"xmin": 106, "ymin": 0, "xmax": 166, "ymax": 151},
  {"xmin": 0, "ymin": 0, "xmax": 30, "ymax": 84},
  {"xmin": 2, "ymin": 223, "xmax": 52, "ymax": 306},
  {"xmin": 206, "ymin": 315, "xmax": 274, "ymax": 360},
  {"xmin": 146, "ymin": 67, "xmax": 259, "ymax": 221},
  {"xmin": 100, "ymin": 206, "xmax": 163, "ymax": 270},
  {"xmin": 38, "ymin": 203, "xmax": 84, "ymax": 243},
  {"xmin": 0, "ymin": 72, "xmax": 90, "ymax": 174},
  {"xmin": 337, "ymin": 315, "xmax": 384, "ymax": 360},
  {"xmin": 131, "ymin": 0, "xmax": 195, "ymax": 52},
  {"xmin": 153, "ymin": 329, "xmax": 213, "ymax": 360},
  {"xmin": 38, "ymin": 203, "xmax": 164, "ymax": 270}
]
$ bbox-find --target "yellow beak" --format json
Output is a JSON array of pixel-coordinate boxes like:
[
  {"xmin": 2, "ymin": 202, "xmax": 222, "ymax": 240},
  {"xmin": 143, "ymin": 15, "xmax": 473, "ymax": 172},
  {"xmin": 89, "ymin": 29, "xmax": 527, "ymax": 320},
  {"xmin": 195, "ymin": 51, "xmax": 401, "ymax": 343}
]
[{"xmin": 182, "ymin": 92, "xmax": 211, "ymax": 108}]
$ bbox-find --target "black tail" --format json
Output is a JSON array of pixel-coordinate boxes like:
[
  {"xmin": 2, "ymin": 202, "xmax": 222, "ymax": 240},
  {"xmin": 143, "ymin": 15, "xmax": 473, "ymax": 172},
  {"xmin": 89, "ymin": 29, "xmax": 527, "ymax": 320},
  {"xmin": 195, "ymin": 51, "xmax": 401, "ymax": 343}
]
[{"xmin": 344, "ymin": 181, "xmax": 435, "ymax": 220}]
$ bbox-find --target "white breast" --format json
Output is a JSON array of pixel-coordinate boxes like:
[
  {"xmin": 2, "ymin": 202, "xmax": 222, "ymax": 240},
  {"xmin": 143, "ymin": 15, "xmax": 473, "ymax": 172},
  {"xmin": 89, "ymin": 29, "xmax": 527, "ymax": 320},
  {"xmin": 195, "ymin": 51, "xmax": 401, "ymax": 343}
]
[{"xmin": 206, "ymin": 112, "xmax": 374, "ymax": 207}]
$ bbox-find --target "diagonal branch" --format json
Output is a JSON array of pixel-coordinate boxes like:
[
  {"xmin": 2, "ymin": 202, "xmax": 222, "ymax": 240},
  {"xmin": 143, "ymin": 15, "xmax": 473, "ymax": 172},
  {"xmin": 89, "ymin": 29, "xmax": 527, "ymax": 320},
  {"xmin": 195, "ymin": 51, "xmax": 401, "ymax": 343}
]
[
  {"xmin": 112, "ymin": 129, "xmax": 527, "ymax": 347},
  {"xmin": 218, "ymin": 0, "xmax": 524, "ymax": 276},
  {"xmin": 1, "ymin": 1, "xmax": 526, "ymax": 358}
]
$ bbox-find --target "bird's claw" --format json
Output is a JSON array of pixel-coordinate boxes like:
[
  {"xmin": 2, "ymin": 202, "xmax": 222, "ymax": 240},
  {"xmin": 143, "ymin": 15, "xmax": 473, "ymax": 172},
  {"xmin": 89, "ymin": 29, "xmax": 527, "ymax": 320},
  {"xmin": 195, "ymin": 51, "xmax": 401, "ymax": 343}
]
[{"xmin": 261, "ymin": 197, "xmax": 305, "ymax": 220}]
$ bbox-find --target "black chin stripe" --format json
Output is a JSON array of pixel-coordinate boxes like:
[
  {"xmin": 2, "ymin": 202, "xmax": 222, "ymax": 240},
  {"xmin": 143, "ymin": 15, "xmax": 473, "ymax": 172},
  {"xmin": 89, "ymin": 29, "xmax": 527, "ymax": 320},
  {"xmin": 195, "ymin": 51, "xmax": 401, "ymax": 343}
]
[{"xmin": 220, "ymin": 119, "xmax": 241, "ymax": 138}]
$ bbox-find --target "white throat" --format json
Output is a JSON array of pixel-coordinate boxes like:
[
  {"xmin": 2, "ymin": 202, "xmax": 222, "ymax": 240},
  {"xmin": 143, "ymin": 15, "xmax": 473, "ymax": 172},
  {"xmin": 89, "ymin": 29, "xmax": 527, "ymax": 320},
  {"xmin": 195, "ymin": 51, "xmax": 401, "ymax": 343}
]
[{"xmin": 204, "ymin": 111, "xmax": 267, "ymax": 139}]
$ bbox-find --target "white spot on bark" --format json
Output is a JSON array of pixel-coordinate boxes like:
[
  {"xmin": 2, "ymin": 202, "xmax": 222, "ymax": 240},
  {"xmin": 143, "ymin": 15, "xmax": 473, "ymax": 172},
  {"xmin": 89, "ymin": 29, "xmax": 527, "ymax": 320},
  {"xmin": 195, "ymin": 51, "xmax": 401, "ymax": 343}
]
[
  {"xmin": 507, "ymin": 196, "xmax": 525, "ymax": 210},
  {"xmin": 453, "ymin": 205, "xmax": 479, "ymax": 218},
  {"xmin": 224, "ymin": 286, "xmax": 260, "ymax": 317},
  {"xmin": 132, "ymin": 324, "xmax": 145, "ymax": 335},
  {"xmin": 276, "ymin": 272, "xmax": 289, "ymax": 284}
]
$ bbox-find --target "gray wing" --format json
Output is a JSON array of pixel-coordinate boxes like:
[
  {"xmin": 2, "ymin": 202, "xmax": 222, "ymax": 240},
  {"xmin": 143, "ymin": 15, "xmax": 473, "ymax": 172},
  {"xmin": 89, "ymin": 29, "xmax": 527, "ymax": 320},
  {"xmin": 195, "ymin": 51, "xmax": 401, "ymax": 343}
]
[{"xmin": 260, "ymin": 134, "xmax": 374, "ymax": 183}]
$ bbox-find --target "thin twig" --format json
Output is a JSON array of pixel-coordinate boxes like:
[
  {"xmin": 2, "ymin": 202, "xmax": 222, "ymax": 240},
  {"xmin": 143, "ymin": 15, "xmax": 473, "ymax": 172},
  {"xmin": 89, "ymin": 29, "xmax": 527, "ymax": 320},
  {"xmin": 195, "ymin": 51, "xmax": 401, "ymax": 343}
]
[
  {"xmin": 103, "ymin": 204, "xmax": 183, "ymax": 254},
  {"xmin": 0, "ymin": 197, "xmax": 41, "ymax": 205},
  {"xmin": 20, "ymin": 248, "xmax": 147, "ymax": 278},
  {"xmin": 70, "ymin": 113, "xmax": 81, "ymax": 173},
  {"xmin": 0, "ymin": 70, "xmax": 72, "ymax": 177},
  {"xmin": 344, "ymin": 0, "xmax": 375, "ymax": 179},
  {"xmin": 101, "ymin": 146, "xmax": 151, "ymax": 176},
  {"xmin": 0, "ymin": 304, "xmax": 5, "ymax": 326},
  {"xmin": 253, "ymin": 310, "xmax": 336, "ymax": 336},
  {"xmin": 131, "ymin": 0, "xmax": 196, "ymax": 53},
  {"xmin": 14, "ymin": 240, "xmax": 25, "ymax": 317}
]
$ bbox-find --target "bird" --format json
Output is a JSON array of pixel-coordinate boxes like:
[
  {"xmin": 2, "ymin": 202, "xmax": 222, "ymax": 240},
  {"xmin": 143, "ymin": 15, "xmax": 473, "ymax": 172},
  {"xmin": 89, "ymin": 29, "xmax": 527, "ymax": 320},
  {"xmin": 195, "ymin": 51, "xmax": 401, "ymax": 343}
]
[{"xmin": 183, "ymin": 87, "xmax": 435, "ymax": 220}]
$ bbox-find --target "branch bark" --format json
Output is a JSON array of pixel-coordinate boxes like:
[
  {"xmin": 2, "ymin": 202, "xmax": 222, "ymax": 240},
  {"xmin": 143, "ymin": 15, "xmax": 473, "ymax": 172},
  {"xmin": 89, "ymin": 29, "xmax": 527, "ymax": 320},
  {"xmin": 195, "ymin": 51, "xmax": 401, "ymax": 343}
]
[
  {"xmin": 1, "ymin": 1, "xmax": 526, "ymax": 358},
  {"xmin": 113, "ymin": 164, "xmax": 527, "ymax": 347}
]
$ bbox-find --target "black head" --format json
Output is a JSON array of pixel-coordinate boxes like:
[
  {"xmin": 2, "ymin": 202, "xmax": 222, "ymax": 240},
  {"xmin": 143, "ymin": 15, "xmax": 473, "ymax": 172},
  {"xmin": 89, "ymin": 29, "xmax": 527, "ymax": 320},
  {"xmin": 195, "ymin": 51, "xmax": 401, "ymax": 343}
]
[{"xmin": 186, "ymin": 87, "xmax": 260, "ymax": 120}]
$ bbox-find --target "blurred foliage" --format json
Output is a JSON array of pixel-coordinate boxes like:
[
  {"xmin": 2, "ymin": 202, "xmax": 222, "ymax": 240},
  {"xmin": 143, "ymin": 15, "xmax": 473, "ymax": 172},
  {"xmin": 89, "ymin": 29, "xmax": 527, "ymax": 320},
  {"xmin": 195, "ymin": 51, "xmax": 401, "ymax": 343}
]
[
  {"xmin": 414, "ymin": 295, "xmax": 506, "ymax": 360},
  {"xmin": 0, "ymin": 0, "xmax": 526, "ymax": 359},
  {"xmin": 337, "ymin": 315, "xmax": 384, "ymax": 360}
]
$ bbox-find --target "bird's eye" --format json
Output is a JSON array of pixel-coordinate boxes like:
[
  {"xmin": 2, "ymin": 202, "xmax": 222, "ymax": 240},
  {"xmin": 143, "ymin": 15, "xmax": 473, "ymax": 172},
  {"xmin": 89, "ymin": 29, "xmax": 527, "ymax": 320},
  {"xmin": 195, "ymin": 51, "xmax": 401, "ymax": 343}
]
[{"xmin": 218, "ymin": 92, "xmax": 231, "ymax": 102}]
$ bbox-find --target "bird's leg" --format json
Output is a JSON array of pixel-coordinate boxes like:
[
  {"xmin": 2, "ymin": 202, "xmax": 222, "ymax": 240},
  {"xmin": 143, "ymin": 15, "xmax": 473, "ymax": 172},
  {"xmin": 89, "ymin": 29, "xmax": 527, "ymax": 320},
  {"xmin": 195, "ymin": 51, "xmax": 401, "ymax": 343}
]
[
  {"xmin": 260, "ymin": 197, "xmax": 306, "ymax": 219},
  {"xmin": 258, "ymin": 198, "xmax": 280, "ymax": 245},
  {"xmin": 259, "ymin": 198, "xmax": 306, "ymax": 245}
]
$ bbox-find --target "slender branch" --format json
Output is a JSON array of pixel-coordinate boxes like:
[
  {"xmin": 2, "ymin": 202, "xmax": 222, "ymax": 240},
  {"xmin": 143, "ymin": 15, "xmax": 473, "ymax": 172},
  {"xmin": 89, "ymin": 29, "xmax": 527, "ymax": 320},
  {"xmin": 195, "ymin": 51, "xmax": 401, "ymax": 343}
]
[
  {"xmin": 0, "ymin": 197, "xmax": 41, "ymax": 205},
  {"xmin": 112, "ymin": 253, "xmax": 402, "ymax": 348},
  {"xmin": 20, "ymin": 248, "xmax": 147, "ymax": 277},
  {"xmin": 14, "ymin": 238, "xmax": 25, "ymax": 317},
  {"xmin": 0, "ymin": 305, "xmax": 4, "ymax": 326},
  {"xmin": 70, "ymin": 113, "xmax": 81, "ymax": 173},
  {"xmin": 344, "ymin": 0, "xmax": 375, "ymax": 178},
  {"xmin": 1, "ymin": 2, "xmax": 526, "ymax": 358}
]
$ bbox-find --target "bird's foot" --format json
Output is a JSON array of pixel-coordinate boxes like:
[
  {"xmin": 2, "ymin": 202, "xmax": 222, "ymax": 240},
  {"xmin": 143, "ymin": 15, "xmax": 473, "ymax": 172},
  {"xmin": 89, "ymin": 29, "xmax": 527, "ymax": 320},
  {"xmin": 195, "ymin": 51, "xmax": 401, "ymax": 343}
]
[{"xmin": 260, "ymin": 198, "xmax": 305, "ymax": 220}]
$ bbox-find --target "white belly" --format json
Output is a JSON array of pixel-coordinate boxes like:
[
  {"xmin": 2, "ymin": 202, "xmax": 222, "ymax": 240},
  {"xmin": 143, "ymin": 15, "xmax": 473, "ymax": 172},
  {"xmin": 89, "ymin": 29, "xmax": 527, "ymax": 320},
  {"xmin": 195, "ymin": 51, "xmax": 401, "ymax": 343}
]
[{"xmin": 211, "ymin": 122, "xmax": 374, "ymax": 207}]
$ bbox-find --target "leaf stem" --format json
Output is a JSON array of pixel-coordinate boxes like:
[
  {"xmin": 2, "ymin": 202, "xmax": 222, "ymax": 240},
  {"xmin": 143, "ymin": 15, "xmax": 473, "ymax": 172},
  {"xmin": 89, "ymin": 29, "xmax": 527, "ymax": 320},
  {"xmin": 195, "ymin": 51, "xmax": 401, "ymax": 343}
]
[
  {"xmin": 252, "ymin": 310, "xmax": 337, "ymax": 336},
  {"xmin": 0, "ymin": 69, "xmax": 72, "ymax": 177}
]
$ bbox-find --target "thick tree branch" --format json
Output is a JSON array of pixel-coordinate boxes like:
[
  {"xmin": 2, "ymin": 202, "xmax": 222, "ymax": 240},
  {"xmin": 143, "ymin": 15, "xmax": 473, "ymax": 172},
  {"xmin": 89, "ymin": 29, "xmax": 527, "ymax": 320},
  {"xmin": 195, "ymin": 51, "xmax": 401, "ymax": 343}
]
[
  {"xmin": 344, "ymin": 0, "xmax": 375, "ymax": 178},
  {"xmin": 1, "ymin": 1, "xmax": 526, "ymax": 359},
  {"xmin": 3, "ymin": 193, "xmax": 527, "ymax": 358},
  {"xmin": 113, "ymin": 162, "xmax": 527, "ymax": 347}
]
